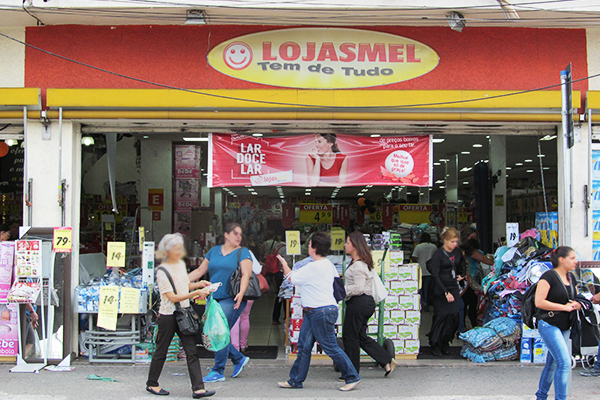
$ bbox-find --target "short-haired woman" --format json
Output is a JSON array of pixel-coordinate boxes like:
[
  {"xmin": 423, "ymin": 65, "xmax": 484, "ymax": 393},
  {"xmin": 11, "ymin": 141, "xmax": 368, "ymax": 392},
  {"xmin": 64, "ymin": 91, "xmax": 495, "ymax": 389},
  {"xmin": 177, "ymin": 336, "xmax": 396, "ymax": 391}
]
[
  {"xmin": 535, "ymin": 246, "xmax": 581, "ymax": 400},
  {"xmin": 189, "ymin": 223, "xmax": 253, "ymax": 383},
  {"xmin": 146, "ymin": 233, "xmax": 215, "ymax": 398},
  {"xmin": 276, "ymin": 232, "xmax": 361, "ymax": 391},
  {"xmin": 427, "ymin": 227, "xmax": 466, "ymax": 357},
  {"xmin": 343, "ymin": 232, "xmax": 396, "ymax": 377}
]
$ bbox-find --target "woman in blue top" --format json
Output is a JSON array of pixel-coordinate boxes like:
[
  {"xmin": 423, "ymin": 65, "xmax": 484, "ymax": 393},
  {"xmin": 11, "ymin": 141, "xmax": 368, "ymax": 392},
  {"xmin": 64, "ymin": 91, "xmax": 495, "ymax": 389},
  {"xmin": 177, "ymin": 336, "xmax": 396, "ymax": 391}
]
[{"xmin": 190, "ymin": 222, "xmax": 253, "ymax": 383}]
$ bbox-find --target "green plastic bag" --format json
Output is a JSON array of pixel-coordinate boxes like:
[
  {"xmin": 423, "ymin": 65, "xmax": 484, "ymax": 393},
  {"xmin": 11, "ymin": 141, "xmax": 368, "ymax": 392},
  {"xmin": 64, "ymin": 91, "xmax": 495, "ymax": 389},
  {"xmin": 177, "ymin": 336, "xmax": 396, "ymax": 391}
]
[{"xmin": 201, "ymin": 297, "xmax": 231, "ymax": 352}]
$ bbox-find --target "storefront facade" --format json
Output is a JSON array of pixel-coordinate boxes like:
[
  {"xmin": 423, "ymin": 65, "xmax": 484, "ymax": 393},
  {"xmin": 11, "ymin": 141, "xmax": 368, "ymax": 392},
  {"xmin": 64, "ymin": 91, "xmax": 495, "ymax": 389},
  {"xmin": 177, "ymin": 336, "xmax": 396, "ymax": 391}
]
[{"xmin": 0, "ymin": 19, "xmax": 598, "ymax": 356}]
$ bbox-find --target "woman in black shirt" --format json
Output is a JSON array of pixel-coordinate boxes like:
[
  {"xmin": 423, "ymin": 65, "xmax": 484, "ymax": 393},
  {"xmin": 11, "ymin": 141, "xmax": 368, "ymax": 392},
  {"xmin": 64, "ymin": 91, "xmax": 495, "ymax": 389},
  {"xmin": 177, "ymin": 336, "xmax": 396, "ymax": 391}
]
[
  {"xmin": 427, "ymin": 227, "xmax": 466, "ymax": 357},
  {"xmin": 534, "ymin": 246, "xmax": 581, "ymax": 400}
]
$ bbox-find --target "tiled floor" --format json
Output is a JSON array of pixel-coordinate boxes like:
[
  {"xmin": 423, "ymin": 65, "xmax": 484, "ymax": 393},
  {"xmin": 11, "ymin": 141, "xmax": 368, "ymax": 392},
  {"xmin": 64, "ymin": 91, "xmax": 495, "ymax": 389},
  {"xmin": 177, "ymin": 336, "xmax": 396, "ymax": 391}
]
[{"xmin": 245, "ymin": 289, "xmax": 288, "ymax": 359}]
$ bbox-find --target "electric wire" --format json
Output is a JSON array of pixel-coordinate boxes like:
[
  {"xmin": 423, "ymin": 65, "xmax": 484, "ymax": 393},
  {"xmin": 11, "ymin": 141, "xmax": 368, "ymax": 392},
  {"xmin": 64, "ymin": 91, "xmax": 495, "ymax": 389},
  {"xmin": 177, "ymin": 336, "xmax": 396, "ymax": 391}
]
[{"xmin": 0, "ymin": 29, "xmax": 597, "ymax": 110}]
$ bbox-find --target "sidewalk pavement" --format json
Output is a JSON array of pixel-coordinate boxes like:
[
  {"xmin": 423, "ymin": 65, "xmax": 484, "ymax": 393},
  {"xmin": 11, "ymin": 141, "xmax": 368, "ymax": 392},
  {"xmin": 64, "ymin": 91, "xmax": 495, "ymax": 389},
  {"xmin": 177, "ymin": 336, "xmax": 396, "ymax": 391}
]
[{"xmin": 1, "ymin": 357, "xmax": 599, "ymax": 399}]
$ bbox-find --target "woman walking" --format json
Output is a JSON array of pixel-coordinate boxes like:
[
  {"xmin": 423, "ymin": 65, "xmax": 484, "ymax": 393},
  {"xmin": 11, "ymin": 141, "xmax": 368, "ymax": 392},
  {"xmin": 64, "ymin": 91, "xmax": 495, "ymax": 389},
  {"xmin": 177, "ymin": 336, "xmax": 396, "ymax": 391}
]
[
  {"xmin": 427, "ymin": 227, "xmax": 466, "ymax": 357},
  {"xmin": 276, "ymin": 232, "xmax": 361, "ymax": 391},
  {"xmin": 189, "ymin": 223, "xmax": 253, "ymax": 383},
  {"xmin": 146, "ymin": 233, "xmax": 215, "ymax": 398},
  {"xmin": 535, "ymin": 246, "xmax": 581, "ymax": 400},
  {"xmin": 343, "ymin": 232, "xmax": 396, "ymax": 377}
]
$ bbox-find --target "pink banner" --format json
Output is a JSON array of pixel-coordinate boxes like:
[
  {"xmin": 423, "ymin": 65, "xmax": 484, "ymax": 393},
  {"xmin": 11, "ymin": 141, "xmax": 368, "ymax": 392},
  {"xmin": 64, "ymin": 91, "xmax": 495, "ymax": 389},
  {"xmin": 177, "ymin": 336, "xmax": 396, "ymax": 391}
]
[
  {"xmin": 0, "ymin": 304, "xmax": 18, "ymax": 356},
  {"xmin": 209, "ymin": 133, "xmax": 432, "ymax": 187},
  {"xmin": 0, "ymin": 243, "xmax": 14, "ymax": 303}
]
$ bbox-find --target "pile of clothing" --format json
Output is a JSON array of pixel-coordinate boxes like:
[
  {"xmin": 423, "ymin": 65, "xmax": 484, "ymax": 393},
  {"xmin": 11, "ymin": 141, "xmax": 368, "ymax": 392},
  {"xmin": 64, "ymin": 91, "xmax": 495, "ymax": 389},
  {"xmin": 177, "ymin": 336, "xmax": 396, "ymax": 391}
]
[
  {"xmin": 460, "ymin": 317, "xmax": 522, "ymax": 363},
  {"xmin": 481, "ymin": 237, "xmax": 552, "ymax": 322}
]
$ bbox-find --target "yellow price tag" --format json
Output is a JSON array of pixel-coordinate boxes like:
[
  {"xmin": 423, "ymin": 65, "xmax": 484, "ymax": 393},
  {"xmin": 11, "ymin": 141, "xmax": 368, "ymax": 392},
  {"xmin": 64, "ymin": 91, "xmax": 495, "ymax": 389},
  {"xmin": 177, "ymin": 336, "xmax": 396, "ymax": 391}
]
[
  {"xmin": 107, "ymin": 242, "xmax": 126, "ymax": 268},
  {"xmin": 97, "ymin": 286, "xmax": 120, "ymax": 330},
  {"xmin": 53, "ymin": 227, "xmax": 72, "ymax": 253},
  {"xmin": 369, "ymin": 210, "xmax": 382, "ymax": 222},
  {"xmin": 371, "ymin": 250, "xmax": 391, "ymax": 274},
  {"xmin": 299, "ymin": 204, "xmax": 333, "ymax": 224},
  {"xmin": 286, "ymin": 231, "xmax": 301, "ymax": 255},
  {"xmin": 330, "ymin": 229, "xmax": 345, "ymax": 251},
  {"xmin": 119, "ymin": 287, "xmax": 141, "ymax": 314},
  {"xmin": 139, "ymin": 227, "xmax": 145, "ymax": 252}
]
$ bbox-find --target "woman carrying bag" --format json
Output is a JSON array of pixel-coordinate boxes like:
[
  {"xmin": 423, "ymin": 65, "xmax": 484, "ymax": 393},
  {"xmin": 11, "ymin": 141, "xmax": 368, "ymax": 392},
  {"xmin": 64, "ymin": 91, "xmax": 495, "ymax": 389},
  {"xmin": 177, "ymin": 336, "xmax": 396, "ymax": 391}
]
[
  {"xmin": 146, "ymin": 233, "xmax": 215, "ymax": 398},
  {"xmin": 189, "ymin": 223, "xmax": 253, "ymax": 383},
  {"xmin": 534, "ymin": 246, "xmax": 582, "ymax": 400},
  {"xmin": 342, "ymin": 232, "xmax": 396, "ymax": 377}
]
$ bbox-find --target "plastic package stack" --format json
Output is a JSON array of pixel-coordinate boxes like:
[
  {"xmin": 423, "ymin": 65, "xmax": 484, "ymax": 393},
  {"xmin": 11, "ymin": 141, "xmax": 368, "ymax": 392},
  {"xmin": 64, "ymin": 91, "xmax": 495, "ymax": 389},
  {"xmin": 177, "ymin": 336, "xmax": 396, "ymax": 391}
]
[
  {"xmin": 166, "ymin": 335, "xmax": 181, "ymax": 363},
  {"xmin": 75, "ymin": 269, "xmax": 147, "ymax": 313},
  {"xmin": 460, "ymin": 317, "xmax": 522, "ymax": 363}
]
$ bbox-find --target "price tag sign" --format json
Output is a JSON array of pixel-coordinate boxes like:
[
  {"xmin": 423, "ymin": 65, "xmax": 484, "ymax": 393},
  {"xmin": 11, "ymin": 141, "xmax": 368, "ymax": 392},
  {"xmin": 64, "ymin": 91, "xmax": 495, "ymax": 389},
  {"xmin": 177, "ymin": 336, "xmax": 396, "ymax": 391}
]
[
  {"xmin": 139, "ymin": 227, "xmax": 145, "ymax": 252},
  {"xmin": 107, "ymin": 242, "xmax": 126, "ymax": 268},
  {"xmin": 53, "ymin": 227, "xmax": 72, "ymax": 253},
  {"xmin": 299, "ymin": 204, "xmax": 333, "ymax": 224},
  {"xmin": 119, "ymin": 287, "xmax": 141, "ymax": 314},
  {"xmin": 97, "ymin": 286, "xmax": 120, "ymax": 330},
  {"xmin": 286, "ymin": 231, "xmax": 301, "ymax": 255},
  {"xmin": 330, "ymin": 229, "xmax": 345, "ymax": 251},
  {"xmin": 369, "ymin": 210, "xmax": 382, "ymax": 222},
  {"xmin": 506, "ymin": 223, "xmax": 519, "ymax": 247}
]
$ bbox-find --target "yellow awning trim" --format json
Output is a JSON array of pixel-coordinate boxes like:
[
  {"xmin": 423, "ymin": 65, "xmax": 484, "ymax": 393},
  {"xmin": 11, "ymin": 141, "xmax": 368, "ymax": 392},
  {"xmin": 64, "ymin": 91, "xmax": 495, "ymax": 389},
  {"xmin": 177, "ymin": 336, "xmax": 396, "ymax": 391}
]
[
  {"xmin": 46, "ymin": 88, "xmax": 577, "ymax": 110},
  {"xmin": 0, "ymin": 88, "xmax": 41, "ymax": 108}
]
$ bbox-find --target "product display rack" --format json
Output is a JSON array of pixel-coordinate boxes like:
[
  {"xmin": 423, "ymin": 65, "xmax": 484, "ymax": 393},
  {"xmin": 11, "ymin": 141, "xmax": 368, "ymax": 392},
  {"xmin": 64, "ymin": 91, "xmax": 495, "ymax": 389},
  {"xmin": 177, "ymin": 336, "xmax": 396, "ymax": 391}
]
[{"xmin": 84, "ymin": 313, "xmax": 141, "ymax": 363}]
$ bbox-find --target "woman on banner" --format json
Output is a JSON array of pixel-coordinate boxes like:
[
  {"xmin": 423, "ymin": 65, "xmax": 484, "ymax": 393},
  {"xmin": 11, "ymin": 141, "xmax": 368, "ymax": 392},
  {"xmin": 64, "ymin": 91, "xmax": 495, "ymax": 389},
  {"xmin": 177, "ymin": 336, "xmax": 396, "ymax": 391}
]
[
  {"xmin": 306, "ymin": 133, "xmax": 349, "ymax": 186},
  {"xmin": 189, "ymin": 222, "xmax": 253, "ymax": 383},
  {"xmin": 146, "ymin": 233, "xmax": 215, "ymax": 398},
  {"xmin": 427, "ymin": 227, "xmax": 466, "ymax": 357},
  {"xmin": 342, "ymin": 232, "xmax": 396, "ymax": 377}
]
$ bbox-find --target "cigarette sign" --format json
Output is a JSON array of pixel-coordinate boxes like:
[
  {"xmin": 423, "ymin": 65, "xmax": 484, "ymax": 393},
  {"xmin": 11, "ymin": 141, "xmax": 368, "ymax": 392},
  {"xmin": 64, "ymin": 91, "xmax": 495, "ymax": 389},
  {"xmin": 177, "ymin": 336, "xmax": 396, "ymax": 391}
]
[{"xmin": 208, "ymin": 28, "xmax": 439, "ymax": 89}]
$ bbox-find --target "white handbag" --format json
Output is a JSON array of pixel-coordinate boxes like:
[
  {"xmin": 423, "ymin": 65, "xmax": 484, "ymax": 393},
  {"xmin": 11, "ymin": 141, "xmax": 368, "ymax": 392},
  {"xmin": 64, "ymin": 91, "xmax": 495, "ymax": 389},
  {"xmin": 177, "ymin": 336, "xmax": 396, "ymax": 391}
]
[{"xmin": 371, "ymin": 269, "xmax": 388, "ymax": 303}]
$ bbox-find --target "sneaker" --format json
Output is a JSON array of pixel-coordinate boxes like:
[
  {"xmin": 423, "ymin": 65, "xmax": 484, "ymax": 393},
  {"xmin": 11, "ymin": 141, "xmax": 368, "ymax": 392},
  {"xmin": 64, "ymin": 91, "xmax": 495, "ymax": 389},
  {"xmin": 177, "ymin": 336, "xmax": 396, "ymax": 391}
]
[
  {"xmin": 203, "ymin": 371, "xmax": 226, "ymax": 383},
  {"xmin": 339, "ymin": 380, "xmax": 361, "ymax": 391},
  {"xmin": 580, "ymin": 368, "xmax": 600, "ymax": 377},
  {"xmin": 232, "ymin": 356, "xmax": 250, "ymax": 378}
]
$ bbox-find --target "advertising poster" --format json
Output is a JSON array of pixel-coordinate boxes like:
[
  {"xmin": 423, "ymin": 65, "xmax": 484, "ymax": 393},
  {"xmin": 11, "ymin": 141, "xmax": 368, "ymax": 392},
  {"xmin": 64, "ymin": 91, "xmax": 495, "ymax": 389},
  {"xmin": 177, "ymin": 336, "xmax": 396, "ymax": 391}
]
[
  {"xmin": 209, "ymin": 133, "xmax": 432, "ymax": 188},
  {"xmin": 0, "ymin": 304, "xmax": 18, "ymax": 356},
  {"xmin": 0, "ymin": 243, "xmax": 14, "ymax": 303}
]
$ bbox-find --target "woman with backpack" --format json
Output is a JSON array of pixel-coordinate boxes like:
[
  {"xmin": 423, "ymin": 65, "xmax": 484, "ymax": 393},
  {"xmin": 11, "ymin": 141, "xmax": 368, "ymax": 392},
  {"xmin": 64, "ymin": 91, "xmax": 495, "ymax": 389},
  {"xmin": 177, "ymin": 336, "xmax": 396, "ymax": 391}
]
[
  {"xmin": 342, "ymin": 231, "xmax": 397, "ymax": 377},
  {"xmin": 427, "ymin": 227, "xmax": 466, "ymax": 357},
  {"xmin": 534, "ymin": 246, "xmax": 582, "ymax": 400}
]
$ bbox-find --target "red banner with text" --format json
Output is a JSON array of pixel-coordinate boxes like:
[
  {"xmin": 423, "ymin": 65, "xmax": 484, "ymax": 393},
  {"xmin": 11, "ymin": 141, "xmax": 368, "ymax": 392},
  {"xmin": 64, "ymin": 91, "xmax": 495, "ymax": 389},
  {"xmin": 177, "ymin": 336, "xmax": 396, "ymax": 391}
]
[{"xmin": 209, "ymin": 133, "xmax": 431, "ymax": 187}]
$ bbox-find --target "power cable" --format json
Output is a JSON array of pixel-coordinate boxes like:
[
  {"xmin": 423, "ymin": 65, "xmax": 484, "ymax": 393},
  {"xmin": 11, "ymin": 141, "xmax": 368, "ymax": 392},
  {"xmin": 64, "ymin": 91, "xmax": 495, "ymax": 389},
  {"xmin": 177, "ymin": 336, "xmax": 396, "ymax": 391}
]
[{"xmin": 0, "ymin": 30, "xmax": 598, "ymax": 109}]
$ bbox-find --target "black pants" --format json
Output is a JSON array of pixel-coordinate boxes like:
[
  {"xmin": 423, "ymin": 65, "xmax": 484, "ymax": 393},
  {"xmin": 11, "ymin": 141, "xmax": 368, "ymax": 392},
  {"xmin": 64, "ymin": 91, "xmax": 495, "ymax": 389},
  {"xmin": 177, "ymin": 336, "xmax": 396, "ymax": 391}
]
[
  {"xmin": 146, "ymin": 315, "xmax": 205, "ymax": 392},
  {"xmin": 462, "ymin": 287, "xmax": 478, "ymax": 328},
  {"xmin": 268, "ymin": 271, "xmax": 284, "ymax": 322},
  {"xmin": 343, "ymin": 294, "xmax": 392, "ymax": 373}
]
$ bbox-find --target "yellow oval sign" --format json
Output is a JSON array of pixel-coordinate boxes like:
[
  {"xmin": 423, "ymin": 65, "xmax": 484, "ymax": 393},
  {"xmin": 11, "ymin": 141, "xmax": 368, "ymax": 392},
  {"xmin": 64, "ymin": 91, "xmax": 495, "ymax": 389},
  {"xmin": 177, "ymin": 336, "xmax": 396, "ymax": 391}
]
[{"xmin": 208, "ymin": 28, "xmax": 440, "ymax": 89}]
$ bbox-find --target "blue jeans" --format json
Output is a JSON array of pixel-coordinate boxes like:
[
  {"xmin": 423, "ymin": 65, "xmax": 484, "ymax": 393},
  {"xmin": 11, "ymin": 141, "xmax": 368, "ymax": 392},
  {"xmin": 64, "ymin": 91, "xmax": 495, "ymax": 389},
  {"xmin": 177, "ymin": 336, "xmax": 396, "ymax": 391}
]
[
  {"xmin": 536, "ymin": 320, "xmax": 571, "ymax": 400},
  {"xmin": 594, "ymin": 340, "xmax": 600, "ymax": 370},
  {"xmin": 288, "ymin": 306, "xmax": 360, "ymax": 388},
  {"xmin": 212, "ymin": 297, "xmax": 247, "ymax": 374}
]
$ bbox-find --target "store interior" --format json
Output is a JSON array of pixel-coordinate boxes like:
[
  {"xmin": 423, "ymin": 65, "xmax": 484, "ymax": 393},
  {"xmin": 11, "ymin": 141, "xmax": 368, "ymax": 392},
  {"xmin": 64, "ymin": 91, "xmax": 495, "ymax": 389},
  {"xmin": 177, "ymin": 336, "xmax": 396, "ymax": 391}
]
[{"xmin": 70, "ymin": 120, "xmax": 560, "ymax": 358}]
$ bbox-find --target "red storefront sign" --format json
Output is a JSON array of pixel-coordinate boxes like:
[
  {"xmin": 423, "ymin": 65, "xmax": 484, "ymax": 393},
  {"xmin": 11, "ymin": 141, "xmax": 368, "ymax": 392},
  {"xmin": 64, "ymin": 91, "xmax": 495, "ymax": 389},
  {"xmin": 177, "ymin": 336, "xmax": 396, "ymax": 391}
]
[
  {"xmin": 282, "ymin": 203, "xmax": 295, "ymax": 228},
  {"xmin": 382, "ymin": 203, "xmax": 394, "ymax": 229},
  {"xmin": 339, "ymin": 205, "xmax": 350, "ymax": 228},
  {"xmin": 209, "ymin": 133, "xmax": 432, "ymax": 187}
]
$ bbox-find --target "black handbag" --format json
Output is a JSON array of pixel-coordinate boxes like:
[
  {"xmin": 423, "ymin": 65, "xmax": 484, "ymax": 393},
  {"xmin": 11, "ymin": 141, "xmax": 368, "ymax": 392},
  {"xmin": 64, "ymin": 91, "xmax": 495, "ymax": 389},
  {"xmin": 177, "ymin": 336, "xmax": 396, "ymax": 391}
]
[
  {"xmin": 333, "ymin": 276, "xmax": 346, "ymax": 302},
  {"xmin": 157, "ymin": 267, "xmax": 201, "ymax": 336},
  {"xmin": 229, "ymin": 248, "xmax": 262, "ymax": 301}
]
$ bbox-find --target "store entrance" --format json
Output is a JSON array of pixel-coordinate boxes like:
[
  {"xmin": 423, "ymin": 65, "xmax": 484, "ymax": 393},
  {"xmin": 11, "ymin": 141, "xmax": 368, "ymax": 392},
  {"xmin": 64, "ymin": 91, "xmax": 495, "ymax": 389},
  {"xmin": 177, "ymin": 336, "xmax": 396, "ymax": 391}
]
[{"xmin": 75, "ymin": 123, "xmax": 558, "ymax": 361}]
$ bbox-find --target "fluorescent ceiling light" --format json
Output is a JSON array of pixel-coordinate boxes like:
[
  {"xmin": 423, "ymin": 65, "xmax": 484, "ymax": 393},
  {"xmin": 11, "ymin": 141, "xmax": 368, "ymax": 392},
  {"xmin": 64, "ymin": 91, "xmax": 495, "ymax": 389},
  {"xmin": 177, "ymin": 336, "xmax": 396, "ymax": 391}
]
[
  {"xmin": 370, "ymin": 134, "xmax": 381, "ymax": 137},
  {"xmin": 461, "ymin": 151, "xmax": 470, "ymax": 155},
  {"xmin": 439, "ymin": 186, "xmax": 446, "ymax": 189},
  {"xmin": 183, "ymin": 137, "xmax": 209, "ymax": 142},
  {"xmin": 252, "ymin": 133, "xmax": 263, "ymax": 137},
  {"xmin": 460, "ymin": 167, "xmax": 472, "ymax": 172},
  {"xmin": 515, "ymin": 163, "xmax": 523, "ymax": 166},
  {"xmin": 540, "ymin": 135, "xmax": 557, "ymax": 141},
  {"xmin": 435, "ymin": 180, "xmax": 445, "ymax": 184},
  {"xmin": 537, "ymin": 154, "xmax": 545, "ymax": 158},
  {"xmin": 463, "ymin": 182, "xmax": 469, "ymax": 184},
  {"xmin": 543, "ymin": 167, "xmax": 550, "ymax": 170},
  {"xmin": 432, "ymin": 138, "xmax": 445, "ymax": 143},
  {"xmin": 506, "ymin": 167, "xmax": 512, "ymax": 170},
  {"xmin": 434, "ymin": 162, "xmax": 441, "ymax": 166},
  {"xmin": 473, "ymin": 144, "xmax": 483, "ymax": 148},
  {"xmin": 524, "ymin": 159, "xmax": 533, "ymax": 163},
  {"xmin": 526, "ymin": 170, "xmax": 534, "ymax": 173}
]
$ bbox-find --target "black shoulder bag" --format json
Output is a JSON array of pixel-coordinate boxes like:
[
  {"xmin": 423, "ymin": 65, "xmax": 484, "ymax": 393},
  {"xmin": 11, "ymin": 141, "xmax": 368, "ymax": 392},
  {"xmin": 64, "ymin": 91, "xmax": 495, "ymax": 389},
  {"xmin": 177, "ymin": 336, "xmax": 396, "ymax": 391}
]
[
  {"xmin": 157, "ymin": 267, "xmax": 201, "ymax": 336},
  {"xmin": 229, "ymin": 248, "xmax": 262, "ymax": 301}
]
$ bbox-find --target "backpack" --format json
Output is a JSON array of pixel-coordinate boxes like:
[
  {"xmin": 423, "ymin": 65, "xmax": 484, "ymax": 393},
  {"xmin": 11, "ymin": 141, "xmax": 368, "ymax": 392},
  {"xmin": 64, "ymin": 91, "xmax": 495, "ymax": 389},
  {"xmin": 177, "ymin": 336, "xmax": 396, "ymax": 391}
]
[
  {"xmin": 264, "ymin": 242, "xmax": 285, "ymax": 275},
  {"xmin": 521, "ymin": 282, "xmax": 539, "ymax": 329}
]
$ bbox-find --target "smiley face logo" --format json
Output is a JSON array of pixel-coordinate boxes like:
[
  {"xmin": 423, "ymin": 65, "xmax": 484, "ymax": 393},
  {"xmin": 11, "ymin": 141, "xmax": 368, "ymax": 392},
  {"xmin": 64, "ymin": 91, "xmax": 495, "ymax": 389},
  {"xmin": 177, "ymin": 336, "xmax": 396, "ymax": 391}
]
[{"xmin": 223, "ymin": 42, "xmax": 253, "ymax": 70}]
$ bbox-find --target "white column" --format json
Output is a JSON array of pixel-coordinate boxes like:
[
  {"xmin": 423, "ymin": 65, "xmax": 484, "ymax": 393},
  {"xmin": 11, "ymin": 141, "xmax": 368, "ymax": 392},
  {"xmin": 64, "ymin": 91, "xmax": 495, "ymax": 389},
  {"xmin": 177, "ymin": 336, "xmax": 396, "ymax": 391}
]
[
  {"xmin": 557, "ymin": 125, "xmax": 572, "ymax": 247},
  {"xmin": 140, "ymin": 140, "xmax": 173, "ymax": 241},
  {"xmin": 490, "ymin": 136, "xmax": 507, "ymax": 244},
  {"xmin": 559, "ymin": 124, "xmax": 593, "ymax": 259},
  {"xmin": 24, "ymin": 119, "xmax": 82, "ymax": 355}
]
